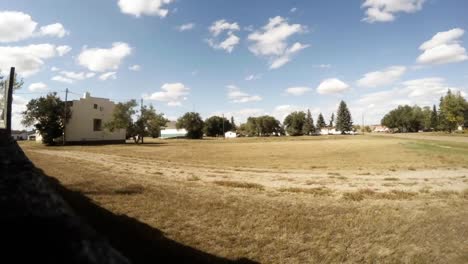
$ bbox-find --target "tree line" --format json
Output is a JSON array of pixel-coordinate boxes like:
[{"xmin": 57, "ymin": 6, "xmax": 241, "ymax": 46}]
[{"xmin": 381, "ymin": 90, "xmax": 468, "ymax": 133}]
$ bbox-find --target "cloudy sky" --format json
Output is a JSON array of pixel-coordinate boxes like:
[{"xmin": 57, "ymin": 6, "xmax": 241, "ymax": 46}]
[{"xmin": 1, "ymin": 0, "xmax": 467, "ymax": 130}]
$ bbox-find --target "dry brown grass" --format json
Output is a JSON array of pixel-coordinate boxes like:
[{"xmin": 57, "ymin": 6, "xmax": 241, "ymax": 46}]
[
  {"xmin": 18, "ymin": 135, "xmax": 468, "ymax": 263},
  {"xmin": 213, "ymin": 180, "xmax": 265, "ymax": 190}
]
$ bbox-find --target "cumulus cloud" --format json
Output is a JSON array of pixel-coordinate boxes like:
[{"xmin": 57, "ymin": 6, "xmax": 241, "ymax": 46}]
[
  {"xmin": 99, "ymin": 72, "xmax": 117, "ymax": 81},
  {"xmin": 28, "ymin": 82, "xmax": 48, "ymax": 92},
  {"xmin": 207, "ymin": 20, "xmax": 240, "ymax": 53},
  {"xmin": 227, "ymin": 85, "xmax": 262, "ymax": 103},
  {"xmin": 143, "ymin": 82, "xmax": 189, "ymax": 106},
  {"xmin": 245, "ymin": 74, "xmax": 262, "ymax": 81},
  {"xmin": 316, "ymin": 78, "xmax": 350, "ymax": 94},
  {"xmin": 56, "ymin": 45, "xmax": 72, "ymax": 56},
  {"xmin": 352, "ymin": 77, "xmax": 466, "ymax": 124},
  {"xmin": 0, "ymin": 11, "xmax": 37, "ymax": 42},
  {"xmin": 417, "ymin": 28, "xmax": 467, "ymax": 65},
  {"xmin": 117, "ymin": 0, "xmax": 174, "ymax": 17},
  {"xmin": 129, "ymin": 64, "xmax": 141, "ymax": 71},
  {"xmin": 51, "ymin": 75, "xmax": 73, "ymax": 84},
  {"xmin": 248, "ymin": 16, "xmax": 308, "ymax": 69},
  {"xmin": 285, "ymin": 86, "xmax": 312, "ymax": 96},
  {"xmin": 357, "ymin": 66, "xmax": 406, "ymax": 88},
  {"xmin": 78, "ymin": 42, "xmax": 132, "ymax": 72},
  {"xmin": 361, "ymin": 0, "xmax": 425, "ymax": 23},
  {"xmin": 177, "ymin": 23, "xmax": 195, "ymax": 32},
  {"xmin": 51, "ymin": 66, "xmax": 60, "ymax": 72},
  {"xmin": 51, "ymin": 71, "xmax": 95, "ymax": 83},
  {"xmin": 0, "ymin": 44, "xmax": 59, "ymax": 77},
  {"xmin": 38, "ymin": 23, "xmax": 69, "ymax": 38}
]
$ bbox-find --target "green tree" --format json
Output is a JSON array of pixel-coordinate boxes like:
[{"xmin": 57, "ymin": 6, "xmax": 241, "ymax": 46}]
[
  {"xmin": 1, "ymin": 71, "xmax": 24, "ymax": 112},
  {"xmin": 430, "ymin": 104, "xmax": 438, "ymax": 131},
  {"xmin": 302, "ymin": 109, "xmax": 315, "ymax": 135},
  {"xmin": 329, "ymin": 113, "xmax": 335, "ymax": 127},
  {"xmin": 439, "ymin": 90, "xmax": 467, "ymax": 132},
  {"xmin": 204, "ymin": 116, "xmax": 233, "ymax": 137},
  {"xmin": 177, "ymin": 112, "xmax": 204, "ymax": 139},
  {"xmin": 22, "ymin": 93, "xmax": 70, "ymax": 145},
  {"xmin": 141, "ymin": 105, "xmax": 168, "ymax": 138},
  {"xmin": 381, "ymin": 105, "xmax": 423, "ymax": 132},
  {"xmin": 316, "ymin": 113, "xmax": 326, "ymax": 131},
  {"xmin": 284, "ymin": 111, "xmax": 306, "ymax": 136},
  {"xmin": 230, "ymin": 116, "xmax": 237, "ymax": 132},
  {"xmin": 245, "ymin": 115, "xmax": 282, "ymax": 136},
  {"xmin": 335, "ymin": 100, "xmax": 353, "ymax": 134}
]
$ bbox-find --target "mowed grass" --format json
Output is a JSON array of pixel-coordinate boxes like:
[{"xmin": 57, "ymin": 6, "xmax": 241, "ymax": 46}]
[
  {"xmin": 19, "ymin": 134, "xmax": 468, "ymax": 263},
  {"xmin": 22, "ymin": 134, "xmax": 468, "ymax": 172}
]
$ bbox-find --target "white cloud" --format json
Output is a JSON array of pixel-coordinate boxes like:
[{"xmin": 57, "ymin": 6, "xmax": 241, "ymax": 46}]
[
  {"xmin": 417, "ymin": 28, "xmax": 467, "ymax": 65},
  {"xmin": 357, "ymin": 66, "xmax": 406, "ymax": 88},
  {"xmin": 209, "ymin": 19, "xmax": 240, "ymax": 36},
  {"xmin": 78, "ymin": 42, "xmax": 132, "ymax": 72},
  {"xmin": 51, "ymin": 66, "xmax": 60, "ymax": 72},
  {"xmin": 245, "ymin": 74, "xmax": 261, "ymax": 81},
  {"xmin": 290, "ymin": 7, "xmax": 298, "ymax": 13},
  {"xmin": 143, "ymin": 82, "xmax": 189, "ymax": 106},
  {"xmin": 285, "ymin": 86, "xmax": 312, "ymax": 96},
  {"xmin": 28, "ymin": 82, "xmax": 48, "ymax": 92},
  {"xmin": 316, "ymin": 78, "xmax": 350, "ymax": 94},
  {"xmin": 60, "ymin": 71, "xmax": 95, "ymax": 80},
  {"xmin": 0, "ymin": 11, "xmax": 37, "ymax": 42},
  {"xmin": 12, "ymin": 95, "xmax": 28, "ymax": 130},
  {"xmin": 99, "ymin": 72, "xmax": 117, "ymax": 81},
  {"xmin": 207, "ymin": 20, "xmax": 240, "ymax": 53},
  {"xmin": 0, "ymin": 44, "xmax": 58, "ymax": 77},
  {"xmin": 361, "ymin": 0, "xmax": 425, "ymax": 23},
  {"xmin": 51, "ymin": 75, "xmax": 73, "ymax": 84},
  {"xmin": 315, "ymin": 64, "xmax": 332, "ymax": 69},
  {"xmin": 117, "ymin": 0, "xmax": 174, "ymax": 17},
  {"xmin": 38, "ymin": 23, "xmax": 69, "ymax": 38},
  {"xmin": 129, "ymin": 64, "xmax": 141, "ymax": 71},
  {"xmin": 248, "ymin": 16, "xmax": 308, "ymax": 69},
  {"xmin": 352, "ymin": 77, "xmax": 466, "ymax": 124},
  {"xmin": 177, "ymin": 23, "xmax": 195, "ymax": 32},
  {"xmin": 227, "ymin": 85, "xmax": 262, "ymax": 103},
  {"xmin": 56, "ymin": 45, "xmax": 72, "ymax": 56}
]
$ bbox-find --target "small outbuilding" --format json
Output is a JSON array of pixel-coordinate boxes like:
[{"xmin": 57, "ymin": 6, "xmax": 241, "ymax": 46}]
[{"xmin": 225, "ymin": 131, "xmax": 237, "ymax": 138}]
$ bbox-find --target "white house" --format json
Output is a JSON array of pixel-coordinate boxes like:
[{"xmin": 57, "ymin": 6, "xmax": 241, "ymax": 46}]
[
  {"xmin": 64, "ymin": 92, "xmax": 126, "ymax": 144},
  {"xmin": 373, "ymin": 125, "xmax": 390, "ymax": 133},
  {"xmin": 225, "ymin": 131, "xmax": 237, "ymax": 138},
  {"xmin": 11, "ymin": 130, "xmax": 28, "ymax": 140},
  {"xmin": 160, "ymin": 121, "xmax": 187, "ymax": 139}
]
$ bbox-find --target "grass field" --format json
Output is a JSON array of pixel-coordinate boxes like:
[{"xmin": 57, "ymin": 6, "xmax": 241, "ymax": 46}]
[{"xmin": 20, "ymin": 134, "xmax": 468, "ymax": 263}]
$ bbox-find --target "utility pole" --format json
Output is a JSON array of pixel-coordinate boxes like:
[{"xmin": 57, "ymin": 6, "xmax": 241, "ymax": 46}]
[
  {"xmin": 362, "ymin": 112, "xmax": 364, "ymax": 135},
  {"xmin": 222, "ymin": 113, "xmax": 225, "ymax": 139},
  {"xmin": 5, "ymin": 67, "xmax": 15, "ymax": 136},
  {"xmin": 63, "ymin": 88, "xmax": 68, "ymax": 145}
]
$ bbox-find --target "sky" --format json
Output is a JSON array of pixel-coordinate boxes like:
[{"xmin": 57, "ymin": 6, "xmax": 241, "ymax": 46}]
[{"xmin": 1, "ymin": 0, "xmax": 467, "ymax": 130}]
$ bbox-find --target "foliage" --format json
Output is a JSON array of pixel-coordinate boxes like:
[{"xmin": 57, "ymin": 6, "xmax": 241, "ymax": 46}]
[
  {"xmin": 106, "ymin": 100, "xmax": 167, "ymax": 143},
  {"xmin": 335, "ymin": 100, "xmax": 353, "ymax": 134},
  {"xmin": 430, "ymin": 105, "xmax": 438, "ymax": 131},
  {"xmin": 22, "ymin": 93, "xmax": 70, "ymax": 145},
  {"xmin": 284, "ymin": 111, "xmax": 306, "ymax": 136},
  {"xmin": 381, "ymin": 105, "xmax": 424, "ymax": 132},
  {"xmin": 439, "ymin": 90, "xmax": 467, "ymax": 132},
  {"xmin": 244, "ymin": 115, "xmax": 282, "ymax": 136},
  {"xmin": 176, "ymin": 112, "xmax": 204, "ymax": 139},
  {"xmin": 0, "ymin": 71, "xmax": 24, "ymax": 111},
  {"xmin": 329, "ymin": 113, "xmax": 335, "ymax": 127},
  {"xmin": 303, "ymin": 109, "xmax": 316, "ymax": 135},
  {"xmin": 230, "ymin": 116, "xmax": 237, "ymax": 132},
  {"xmin": 316, "ymin": 113, "xmax": 326, "ymax": 130},
  {"xmin": 204, "ymin": 116, "xmax": 233, "ymax": 137}
]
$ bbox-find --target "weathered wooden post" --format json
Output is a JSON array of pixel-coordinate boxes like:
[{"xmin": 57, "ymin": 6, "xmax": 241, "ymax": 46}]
[{"xmin": 5, "ymin": 67, "xmax": 15, "ymax": 136}]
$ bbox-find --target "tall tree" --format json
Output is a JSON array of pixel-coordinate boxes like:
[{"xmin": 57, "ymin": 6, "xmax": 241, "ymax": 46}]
[
  {"xmin": 316, "ymin": 113, "xmax": 326, "ymax": 131},
  {"xmin": 284, "ymin": 111, "xmax": 306, "ymax": 136},
  {"xmin": 335, "ymin": 100, "xmax": 353, "ymax": 134},
  {"xmin": 141, "ymin": 105, "xmax": 168, "ymax": 139},
  {"xmin": 245, "ymin": 115, "xmax": 282, "ymax": 136},
  {"xmin": 230, "ymin": 116, "xmax": 237, "ymax": 132},
  {"xmin": 177, "ymin": 112, "xmax": 204, "ymax": 139},
  {"xmin": 204, "ymin": 116, "xmax": 232, "ymax": 137},
  {"xmin": 430, "ymin": 104, "xmax": 438, "ymax": 131},
  {"xmin": 22, "ymin": 93, "xmax": 70, "ymax": 145},
  {"xmin": 439, "ymin": 90, "xmax": 467, "ymax": 132},
  {"xmin": 302, "ymin": 109, "xmax": 315, "ymax": 135},
  {"xmin": 329, "ymin": 113, "xmax": 335, "ymax": 127}
]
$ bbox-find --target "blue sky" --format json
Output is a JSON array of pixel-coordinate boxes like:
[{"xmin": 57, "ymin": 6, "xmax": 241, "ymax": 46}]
[{"xmin": 1, "ymin": 0, "xmax": 467, "ymax": 130}]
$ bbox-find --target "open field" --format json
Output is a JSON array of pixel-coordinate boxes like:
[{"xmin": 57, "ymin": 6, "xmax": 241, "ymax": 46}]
[{"xmin": 20, "ymin": 134, "xmax": 468, "ymax": 263}]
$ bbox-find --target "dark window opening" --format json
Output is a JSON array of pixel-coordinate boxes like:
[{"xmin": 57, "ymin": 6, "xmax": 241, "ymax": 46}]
[
  {"xmin": 94, "ymin": 104, "xmax": 98, "ymax": 109},
  {"xmin": 93, "ymin": 119, "xmax": 102, "ymax": 131}
]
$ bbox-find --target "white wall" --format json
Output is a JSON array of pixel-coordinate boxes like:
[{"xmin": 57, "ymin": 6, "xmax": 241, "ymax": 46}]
[{"xmin": 65, "ymin": 93, "xmax": 126, "ymax": 142}]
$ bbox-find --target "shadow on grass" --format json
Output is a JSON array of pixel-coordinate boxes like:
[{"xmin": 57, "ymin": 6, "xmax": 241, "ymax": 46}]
[{"xmin": 44, "ymin": 173, "xmax": 257, "ymax": 264}]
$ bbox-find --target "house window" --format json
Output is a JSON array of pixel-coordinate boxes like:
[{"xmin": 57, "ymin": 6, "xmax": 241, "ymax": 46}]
[
  {"xmin": 93, "ymin": 104, "xmax": 98, "ymax": 109},
  {"xmin": 93, "ymin": 119, "xmax": 102, "ymax": 131}
]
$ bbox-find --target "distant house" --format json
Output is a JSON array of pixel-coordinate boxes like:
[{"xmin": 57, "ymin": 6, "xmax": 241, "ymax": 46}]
[
  {"xmin": 11, "ymin": 130, "xmax": 28, "ymax": 140},
  {"xmin": 372, "ymin": 125, "xmax": 390, "ymax": 133},
  {"xmin": 63, "ymin": 92, "xmax": 126, "ymax": 144},
  {"xmin": 160, "ymin": 121, "xmax": 187, "ymax": 139},
  {"xmin": 225, "ymin": 131, "xmax": 237, "ymax": 138},
  {"xmin": 319, "ymin": 127, "xmax": 342, "ymax": 135}
]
